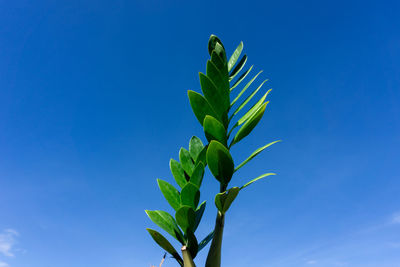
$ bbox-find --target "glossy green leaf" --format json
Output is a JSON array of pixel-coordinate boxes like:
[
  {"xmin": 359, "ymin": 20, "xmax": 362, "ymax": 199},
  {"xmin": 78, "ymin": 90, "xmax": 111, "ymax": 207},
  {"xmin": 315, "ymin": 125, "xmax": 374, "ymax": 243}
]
[
  {"xmin": 194, "ymin": 201, "xmax": 206, "ymax": 232},
  {"xmin": 231, "ymin": 71, "xmax": 263, "ymax": 107},
  {"xmin": 240, "ymin": 173, "xmax": 276, "ymax": 189},
  {"xmin": 235, "ymin": 140, "xmax": 281, "ymax": 172},
  {"xmin": 199, "ymin": 73, "xmax": 227, "ymax": 116},
  {"xmin": 179, "ymin": 148, "xmax": 194, "ymax": 176},
  {"xmin": 203, "ymin": 115, "xmax": 227, "ymax": 146},
  {"xmin": 157, "ymin": 179, "xmax": 180, "ymax": 211},
  {"xmin": 208, "ymin": 35, "xmax": 224, "ymax": 56},
  {"xmin": 206, "ymin": 60, "xmax": 229, "ymax": 102},
  {"xmin": 189, "ymin": 136, "xmax": 204, "ymax": 161},
  {"xmin": 180, "ymin": 182, "xmax": 200, "ymax": 209},
  {"xmin": 229, "ymin": 54, "xmax": 247, "ymax": 81},
  {"xmin": 169, "ymin": 159, "xmax": 187, "ymax": 188},
  {"xmin": 198, "ymin": 231, "xmax": 214, "ymax": 252},
  {"xmin": 237, "ymin": 91, "xmax": 271, "ymax": 126},
  {"xmin": 175, "ymin": 206, "xmax": 196, "ymax": 233},
  {"xmin": 195, "ymin": 146, "xmax": 207, "ymax": 166},
  {"xmin": 211, "ymin": 51, "xmax": 228, "ymax": 77},
  {"xmin": 145, "ymin": 210, "xmax": 184, "ymax": 244},
  {"xmin": 206, "ymin": 140, "xmax": 234, "ymax": 185},
  {"xmin": 214, "ymin": 42, "xmax": 227, "ymax": 63},
  {"xmin": 186, "ymin": 229, "xmax": 199, "ymax": 259},
  {"xmin": 190, "ymin": 162, "xmax": 205, "ymax": 188},
  {"xmin": 146, "ymin": 229, "xmax": 183, "ymax": 266},
  {"xmin": 215, "ymin": 187, "xmax": 240, "ymax": 213},
  {"xmin": 228, "ymin": 41, "xmax": 243, "ymax": 72},
  {"xmin": 188, "ymin": 90, "xmax": 218, "ymax": 126},
  {"xmin": 230, "ymin": 66, "xmax": 253, "ymax": 91},
  {"xmin": 233, "ymin": 80, "xmax": 268, "ymax": 116},
  {"xmin": 233, "ymin": 102, "xmax": 267, "ymax": 145}
]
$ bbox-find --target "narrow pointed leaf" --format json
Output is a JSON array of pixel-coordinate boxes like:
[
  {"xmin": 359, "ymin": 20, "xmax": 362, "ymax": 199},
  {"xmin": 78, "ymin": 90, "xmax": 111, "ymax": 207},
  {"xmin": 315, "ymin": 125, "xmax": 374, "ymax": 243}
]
[
  {"xmin": 206, "ymin": 140, "xmax": 234, "ymax": 185},
  {"xmin": 214, "ymin": 192, "xmax": 226, "ymax": 212},
  {"xmin": 206, "ymin": 60, "xmax": 229, "ymax": 101},
  {"xmin": 237, "ymin": 91, "xmax": 271, "ymax": 126},
  {"xmin": 194, "ymin": 201, "xmax": 206, "ymax": 232},
  {"xmin": 179, "ymin": 148, "xmax": 194, "ymax": 176},
  {"xmin": 214, "ymin": 42, "xmax": 227, "ymax": 63},
  {"xmin": 211, "ymin": 51, "xmax": 228, "ymax": 77},
  {"xmin": 230, "ymin": 66, "xmax": 253, "ymax": 91},
  {"xmin": 169, "ymin": 159, "xmax": 187, "ymax": 188},
  {"xmin": 233, "ymin": 102, "xmax": 267, "ymax": 145},
  {"xmin": 231, "ymin": 71, "xmax": 263, "ymax": 106},
  {"xmin": 198, "ymin": 231, "xmax": 214, "ymax": 252},
  {"xmin": 180, "ymin": 182, "xmax": 200, "ymax": 209},
  {"xmin": 235, "ymin": 140, "xmax": 281, "ymax": 172},
  {"xmin": 175, "ymin": 206, "xmax": 196, "ymax": 233},
  {"xmin": 223, "ymin": 187, "xmax": 240, "ymax": 212},
  {"xmin": 240, "ymin": 173, "xmax": 276, "ymax": 190},
  {"xmin": 203, "ymin": 115, "xmax": 227, "ymax": 146},
  {"xmin": 186, "ymin": 229, "xmax": 199, "ymax": 259},
  {"xmin": 189, "ymin": 136, "xmax": 204, "ymax": 161},
  {"xmin": 195, "ymin": 146, "xmax": 207, "ymax": 166},
  {"xmin": 145, "ymin": 210, "xmax": 184, "ymax": 244},
  {"xmin": 157, "ymin": 179, "xmax": 181, "ymax": 211},
  {"xmin": 199, "ymin": 73, "xmax": 227, "ymax": 116},
  {"xmin": 208, "ymin": 35, "xmax": 224, "ymax": 56},
  {"xmin": 190, "ymin": 162, "xmax": 205, "ymax": 188},
  {"xmin": 233, "ymin": 80, "xmax": 268, "ymax": 116},
  {"xmin": 146, "ymin": 229, "xmax": 184, "ymax": 266},
  {"xmin": 188, "ymin": 90, "xmax": 218, "ymax": 126},
  {"xmin": 229, "ymin": 54, "xmax": 247, "ymax": 81},
  {"xmin": 228, "ymin": 41, "xmax": 243, "ymax": 72}
]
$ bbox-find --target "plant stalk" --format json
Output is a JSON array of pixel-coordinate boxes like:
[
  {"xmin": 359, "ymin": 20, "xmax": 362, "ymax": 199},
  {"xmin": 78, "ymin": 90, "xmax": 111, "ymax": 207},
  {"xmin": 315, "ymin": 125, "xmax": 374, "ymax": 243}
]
[
  {"xmin": 205, "ymin": 211, "xmax": 225, "ymax": 267},
  {"xmin": 181, "ymin": 246, "xmax": 196, "ymax": 267}
]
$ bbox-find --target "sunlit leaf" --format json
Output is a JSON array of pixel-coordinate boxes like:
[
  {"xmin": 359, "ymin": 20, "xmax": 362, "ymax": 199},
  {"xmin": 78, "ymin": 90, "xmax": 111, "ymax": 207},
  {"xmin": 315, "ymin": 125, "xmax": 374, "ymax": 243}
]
[
  {"xmin": 232, "ymin": 80, "xmax": 268, "ymax": 116},
  {"xmin": 169, "ymin": 159, "xmax": 186, "ymax": 188},
  {"xmin": 146, "ymin": 229, "xmax": 183, "ymax": 266},
  {"xmin": 230, "ymin": 66, "xmax": 253, "ymax": 91},
  {"xmin": 229, "ymin": 54, "xmax": 247, "ymax": 81},
  {"xmin": 188, "ymin": 90, "xmax": 218, "ymax": 126},
  {"xmin": 190, "ymin": 162, "xmax": 205, "ymax": 188},
  {"xmin": 145, "ymin": 210, "xmax": 184, "ymax": 244},
  {"xmin": 240, "ymin": 173, "xmax": 276, "ymax": 190},
  {"xmin": 235, "ymin": 140, "xmax": 281, "ymax": 172},
  {"xmin": 203, "ymin": 115, "xmax": 227, "ymax": 146},
  {"xmin": 180, "ymin": 182, "xmax": 200, "ymax": 209},
  {"xmin": 175, "ymin": 206, "xmax": 196, "ymax": 233},
  {"xmin": 233, "ymin": 102, "xmax": 267, "ymax": 145},
  {"xmin": 231, "ymin": 71, "xmax": 263, "ymax": 106},
  {"xmin": 179, "ymin": 148, "xmax": 194, "ymax": 176},
  {"xmin": 199, "ymin": 73, "xmax": 228, "ymax": 116},
  {"xmin": 157, "ymin": 179, "xmax": 181, "ymax": 211},
  {"xmin": 189, "ymin": 136, "xmax": 204, "ymax": 161},
  {"xmin": 228, "ymin": 41, "xmax": 243, "ymax": 72},
  {"xmin": 206, "ymin": 140, "xmax": 234, "ymax": 185}
]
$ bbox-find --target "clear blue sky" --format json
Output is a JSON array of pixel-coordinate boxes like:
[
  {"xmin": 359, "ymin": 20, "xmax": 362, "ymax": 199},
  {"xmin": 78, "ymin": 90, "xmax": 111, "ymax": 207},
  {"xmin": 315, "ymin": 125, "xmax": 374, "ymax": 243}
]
[{"xmin": 1, "ymin": 0, "xmax": 399, "ymax": 266}]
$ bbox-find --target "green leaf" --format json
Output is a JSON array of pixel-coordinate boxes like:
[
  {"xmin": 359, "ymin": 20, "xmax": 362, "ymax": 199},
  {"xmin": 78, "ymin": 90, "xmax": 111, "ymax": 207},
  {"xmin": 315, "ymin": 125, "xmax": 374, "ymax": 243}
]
[
  {"xmin": 198, "ymin": 231, "xmax": 214, "ymax": 252},
  {"xmin": 169, "ymin": 159, "xmax": 187, "ymax": 188},
  {"xmin": 228, "ymin": 41, "xmax": 243, "ymax": 72},
  {"xmin": 188, "ymin": 90, "xmax": 218, "ymax": 126},
  {"xmin": 214, "ymin": 42, "xmax": 227, "ymax": 63},
  {"xmin": 175, "ymin": 206, "xmax": 196, "ymax": 233},
  {"xmin": 230, "ymin": 66, "xmax": 253, "ymax": 91},
  {"xmin": 180, "ymin": 182, "xmax": 200, "ymax": 209},
  {"xmin": 189, "ymin": 136, "xmax": 204, "ymax": 161},
  {"xmin": 146, "ymin": 229, "xmax": 184, "ymax": 266},
  {"xmin": 215, "ymin": 187, "xmax": 240, "ymax": 213},
  {"xmin": 231, "ymin": 71, "xmax": 263, "ymax": 106},
  {"xmin": 208, "ymin": 35, "xmax": 224, "ymax": 56},
  {"xmin": 194, "ymin": 201, "xmax": 206, "ymax": 232},
  {"xmin": 232, "ymin": 80, "xmax": 268, "ymax": 116},
  {"xmin": 229, "ymin": 54, "xmax": 247, "ymax": 81},
  {"xmin": 203, "ymin": 115, "xmax": 227, "ymax": 146},
  {"xmin": 235, "ymin": 140, "xmax": 281, "ymax": 172},
  {"xmin": 157, "ymin": 179, "xmax": 181, "ymax": 211},
  {"xmin": 190, "ymin": 162, "xmax": 205, "ymax": 188},
  {"xmin": 186, "ymin": 229, "xmax": 199, "ymax": 259},
  {"xmin": 145, "ymin": 210, "xmax": 184, "ymax": 244},
  {"xmin": 179, "ymin": 148, "xmax": 195, "ymax": 176},
  {"xmin": 199, "ymin": 73, "xmax": 227, "ymax": 116},
  {"xmin": 237, "ymin": 91, "xmax": 271, "ymax": 126},
  {"xmin": 206, "ymin": 60, "xmax": 229, "ymax": 102},
  {"xmin": 240, "ymin": 173, "xmax": 276, "ymax": 190},
  {"xmin": 233, "ymin": 102, "xmax": 267, "ymax": 145},
  {"xmin": 206, "ymin": 141, "xmax": 234, "ymax": 185},
  {"xmin": 195, "ymin": 146, "xmax": 207, "ymax": 166},
  {"xmin": 211, "ymin": 51, "xmax": 228, "ymax": 77}
]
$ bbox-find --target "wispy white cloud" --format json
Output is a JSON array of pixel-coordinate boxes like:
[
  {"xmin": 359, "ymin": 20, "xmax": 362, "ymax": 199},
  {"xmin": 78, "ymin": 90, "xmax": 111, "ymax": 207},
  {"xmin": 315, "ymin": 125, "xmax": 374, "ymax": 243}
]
[
  {"xmin": 0, "ymin": 261, "xmax": 9, "ymax": 267},
  {"xmin": 0, "ymin": 229, "xmax": 19, "ymax": 257},
  {"xmin": 391, "ymin": 213, "xmax": 400, "ymax": 224}
]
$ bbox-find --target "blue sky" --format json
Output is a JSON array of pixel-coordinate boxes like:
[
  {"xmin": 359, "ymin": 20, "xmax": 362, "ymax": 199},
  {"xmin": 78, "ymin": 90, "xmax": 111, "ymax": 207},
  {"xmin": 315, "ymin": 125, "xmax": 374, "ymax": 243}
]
[{"xmin": 1, "ymin": 0, "xmax": 399, "ymax": 266}]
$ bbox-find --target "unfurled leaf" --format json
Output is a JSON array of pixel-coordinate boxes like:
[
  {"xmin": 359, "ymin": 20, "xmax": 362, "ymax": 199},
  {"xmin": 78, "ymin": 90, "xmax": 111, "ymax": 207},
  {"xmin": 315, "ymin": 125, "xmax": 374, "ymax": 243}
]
[
  {"xmin": 237, "ymin": 91, "xmax": 271, "ymax": 126},
  {"xmin": 194, "ymin": 201, "xmax": 206, "ymax": 232},
  {"xmin": 228, "ymin": 42, "xmax": 243, "ymax": 72},
  {"xmin": 198, "ymin": 231, "xmax": 214, "ymax": 252},
  {"xmin": 203, "ymin": 115, "xmax": 227, "ymax": 146},
  {"xmin": 240, "ymin": 173, "xmax": 276, "ymax": 189},
  {"xmin": 188, "ymin": 90, "xmax": 218, "ymax": 126},
  {"xmin": 229, "ymin": 55, "xmax": 247, "ymax": 81},
  {"xmin": 206, "ymin": 141, "xmax": 234, "ymax": 185},
  {"xmin": 146, "ymin": 228, "xmax": 184, "ymax": 266},
  {"xmin": 189, "ymin": 136, "xmax": 204, "ymax": 161},
  {"xmin": 232, "ymin": 80, "xmax": 268, "ymax": 116},
  {"xmin": 157, "ymin": 179, "xmax": 180, "ymax": 211},
  {"xmin": 215, "ymin": 187, "xmax": 240, "ymax": 213},
  {"xmin": 230, "ymin": 66, "xmax": 253, "ymax": 91},
  {"xmin": 190, "ymin": 162, "xmax": 205, "ymax": 188},
  {"xmin": 175, "ymin": 206, "xmax": 196, "ymax": 233},
  {"xmin": 233, "ymin": 102, "xmax": 267, "ymax": 145},
  {"xmin": 235, "ymin": 140, "xmax": 281, "ymax": 172},
  {"xmin": 169, "ymin": 159, "xmax": 187, "ymax": 188},
  {"xmin": 145, "ymin": 210, "xmax": 184, "ymax": 244},
  {"xmin": 231, "ymin": 71, "xmax": 263, "ymax": 106},
  {"xmin": 199, "ymin": 73, "xmax": 228, "ymax": 116},
  {"xmin": 180, "ymin": 182, "xmax": 200, "ymax": 209},
  {"xmin": 179, "ymin": 148, "xmax": 194, "ymax": 176}
]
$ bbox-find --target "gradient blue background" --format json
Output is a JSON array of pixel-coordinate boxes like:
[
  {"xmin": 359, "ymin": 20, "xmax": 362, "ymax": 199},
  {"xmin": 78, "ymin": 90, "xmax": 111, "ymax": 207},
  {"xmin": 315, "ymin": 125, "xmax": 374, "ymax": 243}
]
[{"xmin": 1, "ymin": 0, "xmax": 399, "ymax": 266}]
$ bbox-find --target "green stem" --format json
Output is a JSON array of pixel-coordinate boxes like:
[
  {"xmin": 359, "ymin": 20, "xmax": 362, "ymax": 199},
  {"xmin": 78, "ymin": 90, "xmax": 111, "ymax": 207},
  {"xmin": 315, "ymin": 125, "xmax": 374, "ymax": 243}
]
[
  {"xmin": 205, "ymin": 211, "xmax": 225, "ymax": 267},
  {"xmin": 181, "ymin": 246, "xmax": 196, "ymax": 267}
]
